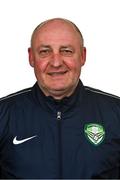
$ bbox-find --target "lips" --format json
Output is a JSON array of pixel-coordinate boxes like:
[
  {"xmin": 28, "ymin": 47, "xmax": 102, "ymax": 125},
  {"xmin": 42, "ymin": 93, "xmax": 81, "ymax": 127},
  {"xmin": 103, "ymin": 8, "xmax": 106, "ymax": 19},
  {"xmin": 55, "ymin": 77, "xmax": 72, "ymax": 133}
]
[{"xmin": 48, "ymin": 71, "xmax": 68, "ymax": 76}]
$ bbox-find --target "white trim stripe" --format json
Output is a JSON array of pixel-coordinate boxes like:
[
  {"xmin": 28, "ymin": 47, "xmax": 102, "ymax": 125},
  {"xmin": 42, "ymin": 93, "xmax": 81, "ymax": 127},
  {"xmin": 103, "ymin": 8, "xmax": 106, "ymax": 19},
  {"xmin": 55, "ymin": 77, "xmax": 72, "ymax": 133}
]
[
  {"xmin": 85, "ymin": 87, "xmax": 120, "ymax": 100},
  {"xmin": 0, "ymin": 89, "xmax": 32, "ymax": 102}
]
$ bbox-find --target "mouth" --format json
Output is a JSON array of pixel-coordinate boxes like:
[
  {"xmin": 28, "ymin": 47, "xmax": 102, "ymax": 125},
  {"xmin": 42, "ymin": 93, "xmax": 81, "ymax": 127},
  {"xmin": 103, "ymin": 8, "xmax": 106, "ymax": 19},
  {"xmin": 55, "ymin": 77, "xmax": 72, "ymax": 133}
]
[{"xmin": 47, "ymin": 71, "xmax": 68, "ymax": 76}]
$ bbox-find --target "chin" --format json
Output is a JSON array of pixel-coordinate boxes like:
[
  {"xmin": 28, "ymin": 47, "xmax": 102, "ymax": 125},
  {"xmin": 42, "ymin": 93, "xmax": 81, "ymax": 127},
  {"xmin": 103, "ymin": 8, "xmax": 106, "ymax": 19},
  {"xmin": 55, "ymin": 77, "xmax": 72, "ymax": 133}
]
[
  {"xmin": 50, "ymin": 86, "xmax": 66, "ymax": 91},
  {"xmin": 48, "ymin": 82, "xmax": 67, "ymax": 89},
  {"xmin": 47, "ymin": 83, "xmax": 67, "ymax": 91}
]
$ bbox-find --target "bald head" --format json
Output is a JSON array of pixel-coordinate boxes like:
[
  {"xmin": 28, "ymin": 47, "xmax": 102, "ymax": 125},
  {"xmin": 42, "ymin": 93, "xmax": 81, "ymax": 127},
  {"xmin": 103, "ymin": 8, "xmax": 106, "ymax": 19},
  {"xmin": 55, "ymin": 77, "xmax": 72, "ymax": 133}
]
[{"xmin": 30, "ymin": 18, "xmax": 84, "ymax": 48}]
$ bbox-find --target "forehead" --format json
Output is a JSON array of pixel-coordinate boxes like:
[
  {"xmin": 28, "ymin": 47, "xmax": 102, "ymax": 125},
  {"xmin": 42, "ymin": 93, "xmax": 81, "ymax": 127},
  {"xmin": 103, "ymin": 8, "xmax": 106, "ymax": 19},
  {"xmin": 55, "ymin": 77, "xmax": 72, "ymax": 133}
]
[{"xmin": 31, "ymin": 19, "xmax": 82, "ymax": 46}]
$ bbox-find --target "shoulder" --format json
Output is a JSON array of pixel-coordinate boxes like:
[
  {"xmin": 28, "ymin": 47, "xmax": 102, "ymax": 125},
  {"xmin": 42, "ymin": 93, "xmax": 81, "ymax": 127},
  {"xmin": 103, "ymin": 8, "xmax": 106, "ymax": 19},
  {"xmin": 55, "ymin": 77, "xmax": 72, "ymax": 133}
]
[
  {"xmin": 84, "ymin": 86, "xmax": 120, "ymax": 105},
  {"xmin": 0, "ymin": 87, "xmax": 33, "ymax": 138},
  {"xmin": 0, "ymin": 87, "xmax": 32, "ymax": 106},
  {"xmin": 84, "ymin": 86, "xmax": 120, "ymax": 99}
]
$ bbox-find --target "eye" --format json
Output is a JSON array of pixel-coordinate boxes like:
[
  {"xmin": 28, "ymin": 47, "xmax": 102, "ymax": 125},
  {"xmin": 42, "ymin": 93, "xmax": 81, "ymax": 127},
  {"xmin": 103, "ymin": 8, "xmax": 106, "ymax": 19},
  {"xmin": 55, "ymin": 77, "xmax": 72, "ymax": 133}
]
[
  {"xmin": 38, "ymin": 49, "xmax": 52, "ymax": 58},
  {"xmin": 60, "ymin": 48, "xmax": 74, "ymax": 56}
]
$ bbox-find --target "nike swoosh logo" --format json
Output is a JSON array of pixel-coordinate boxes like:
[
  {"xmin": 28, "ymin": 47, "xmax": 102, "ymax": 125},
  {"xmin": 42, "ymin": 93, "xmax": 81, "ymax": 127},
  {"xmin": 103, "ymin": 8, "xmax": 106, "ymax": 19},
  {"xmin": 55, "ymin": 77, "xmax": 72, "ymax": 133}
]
[{"xmin": 13, "ymin": 135, "xmax": 37, "ymax": 145}]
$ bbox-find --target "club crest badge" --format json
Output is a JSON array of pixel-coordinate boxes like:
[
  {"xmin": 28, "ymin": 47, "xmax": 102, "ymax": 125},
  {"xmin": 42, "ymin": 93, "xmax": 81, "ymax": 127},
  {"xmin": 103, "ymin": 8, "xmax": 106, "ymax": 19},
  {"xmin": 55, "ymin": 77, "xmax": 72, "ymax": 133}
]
[{"xmin": 84, "ymin": 123, "xmax": 105, "ymax": 146}]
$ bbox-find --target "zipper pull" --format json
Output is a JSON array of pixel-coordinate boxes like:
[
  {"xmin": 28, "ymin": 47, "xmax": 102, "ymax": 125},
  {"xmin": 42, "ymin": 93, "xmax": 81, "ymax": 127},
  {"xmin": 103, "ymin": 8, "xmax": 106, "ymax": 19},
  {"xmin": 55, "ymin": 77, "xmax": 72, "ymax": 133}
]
[{"xmin": 57, "ymin": 111, "xmax": 61, "ymax": 120}]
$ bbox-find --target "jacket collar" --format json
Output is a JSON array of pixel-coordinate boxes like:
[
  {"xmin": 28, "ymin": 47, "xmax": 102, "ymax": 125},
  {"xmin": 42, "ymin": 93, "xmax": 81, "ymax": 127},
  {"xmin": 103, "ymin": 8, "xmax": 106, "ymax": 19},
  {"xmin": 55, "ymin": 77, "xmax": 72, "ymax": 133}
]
[{"xmin": 32, "ymin": 80, "xmax": 85, "ymax": 113}]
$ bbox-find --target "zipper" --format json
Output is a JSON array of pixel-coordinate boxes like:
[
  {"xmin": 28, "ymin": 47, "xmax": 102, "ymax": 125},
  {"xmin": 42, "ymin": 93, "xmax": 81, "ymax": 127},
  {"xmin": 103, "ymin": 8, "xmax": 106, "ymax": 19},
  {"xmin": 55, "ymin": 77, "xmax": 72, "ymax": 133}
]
[
  {"xmin": 57, "ymin": 111, "xmax": 61, "ymax": 120},
  {"xmin": 56, "ymin": 111, "xmax": 62, "ymax": 178}
]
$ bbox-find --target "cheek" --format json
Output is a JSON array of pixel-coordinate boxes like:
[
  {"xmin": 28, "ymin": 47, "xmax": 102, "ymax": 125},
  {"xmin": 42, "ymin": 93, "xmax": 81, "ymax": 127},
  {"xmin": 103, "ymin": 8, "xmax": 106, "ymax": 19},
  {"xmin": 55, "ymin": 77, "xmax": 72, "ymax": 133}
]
[
  {"xmin": 34, "ymin": 60, "xmax": 48, "ymax": 73},
  {"xmin": 65, "ymin": 58, "xmax": 81, "ymax": 71}
]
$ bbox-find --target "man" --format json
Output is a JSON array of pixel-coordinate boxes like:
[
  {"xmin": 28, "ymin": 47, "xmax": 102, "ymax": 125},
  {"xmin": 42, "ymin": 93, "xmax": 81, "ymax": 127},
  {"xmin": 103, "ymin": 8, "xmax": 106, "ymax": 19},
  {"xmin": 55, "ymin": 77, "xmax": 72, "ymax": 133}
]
[{"xmin": 0, "ymin": 18, "xmax": 120, "ymax": 179}]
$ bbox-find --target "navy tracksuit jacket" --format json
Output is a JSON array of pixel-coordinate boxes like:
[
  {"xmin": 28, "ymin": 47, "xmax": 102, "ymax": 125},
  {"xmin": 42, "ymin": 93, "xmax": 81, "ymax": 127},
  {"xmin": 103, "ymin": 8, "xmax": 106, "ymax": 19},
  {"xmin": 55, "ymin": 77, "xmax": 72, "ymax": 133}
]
[{"xmin": 0, "ymin": 80, "xmax": 120, "ymax": 179}]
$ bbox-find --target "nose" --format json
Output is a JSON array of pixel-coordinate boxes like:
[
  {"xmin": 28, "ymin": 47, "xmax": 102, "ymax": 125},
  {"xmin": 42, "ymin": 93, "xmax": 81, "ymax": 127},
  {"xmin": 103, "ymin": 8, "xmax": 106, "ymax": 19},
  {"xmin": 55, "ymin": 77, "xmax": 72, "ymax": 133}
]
[{"xmin": 50, "ymin": 53, "xmax": 63, "ymax": 67}]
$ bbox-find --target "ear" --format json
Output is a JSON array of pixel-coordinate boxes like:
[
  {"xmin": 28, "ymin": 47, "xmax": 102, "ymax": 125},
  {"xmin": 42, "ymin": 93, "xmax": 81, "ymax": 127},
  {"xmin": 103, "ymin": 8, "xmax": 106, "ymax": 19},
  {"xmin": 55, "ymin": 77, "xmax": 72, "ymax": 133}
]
[
  {"xmin": 81, "ymin": 47, "xmax": 86, "ymax": 66},
  {"xmin": 28, "ymin": 47, "xmax": 34, "ymax": 67}
]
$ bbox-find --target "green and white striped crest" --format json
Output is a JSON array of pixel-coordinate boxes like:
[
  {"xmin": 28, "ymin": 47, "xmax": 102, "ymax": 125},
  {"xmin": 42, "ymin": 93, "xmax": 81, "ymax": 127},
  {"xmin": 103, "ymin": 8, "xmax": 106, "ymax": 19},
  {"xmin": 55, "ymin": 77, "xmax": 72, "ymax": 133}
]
[{"xmin": 84, "ymin": 123, "xmax": 105, "ymax": 146}]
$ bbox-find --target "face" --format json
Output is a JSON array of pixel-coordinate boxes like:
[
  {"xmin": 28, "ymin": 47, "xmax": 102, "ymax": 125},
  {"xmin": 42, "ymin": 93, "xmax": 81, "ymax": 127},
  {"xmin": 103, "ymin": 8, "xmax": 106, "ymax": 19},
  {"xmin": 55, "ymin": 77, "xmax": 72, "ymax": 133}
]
[{"xmin": 28, "ymin": 20, "xmax": 86, "ymax": 99}]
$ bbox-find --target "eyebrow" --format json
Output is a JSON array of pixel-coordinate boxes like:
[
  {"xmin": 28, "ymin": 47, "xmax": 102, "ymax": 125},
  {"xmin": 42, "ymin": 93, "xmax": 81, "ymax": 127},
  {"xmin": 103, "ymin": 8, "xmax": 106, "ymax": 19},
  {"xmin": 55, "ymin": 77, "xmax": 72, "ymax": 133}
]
[
  {"xmin": 38, "ymin": 45, "xmax": 51, "ymax": 48},
  {"xmin": 60, "ymin": 45, "xmax": 74, "ymax": 49},
  {"xmin": 37, "ymin": 44, "xmax": 74, "ymax": 50}
]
